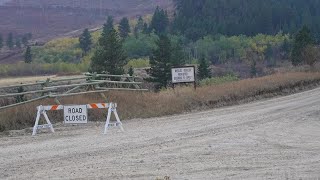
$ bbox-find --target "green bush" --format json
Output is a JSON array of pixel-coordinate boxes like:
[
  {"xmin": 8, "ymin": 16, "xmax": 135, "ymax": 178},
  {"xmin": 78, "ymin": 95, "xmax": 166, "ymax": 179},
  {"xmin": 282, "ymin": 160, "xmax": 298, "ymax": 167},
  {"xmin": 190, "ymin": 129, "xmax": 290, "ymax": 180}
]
[{"xmin": 123, "ymin": 33, "xmax": 158, "ymax": 59}]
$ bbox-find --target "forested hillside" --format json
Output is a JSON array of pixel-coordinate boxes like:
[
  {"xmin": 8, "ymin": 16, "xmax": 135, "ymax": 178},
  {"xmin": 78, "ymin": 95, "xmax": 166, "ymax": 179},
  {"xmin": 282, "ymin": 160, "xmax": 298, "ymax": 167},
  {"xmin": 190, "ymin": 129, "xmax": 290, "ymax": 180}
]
[
  {"xmin": 1, "ymin": 0, "xmax": 319, "ymax": 85},
  {"xmin": 173, "ymin": 0, "xmax": 320, "ymax": 40}
]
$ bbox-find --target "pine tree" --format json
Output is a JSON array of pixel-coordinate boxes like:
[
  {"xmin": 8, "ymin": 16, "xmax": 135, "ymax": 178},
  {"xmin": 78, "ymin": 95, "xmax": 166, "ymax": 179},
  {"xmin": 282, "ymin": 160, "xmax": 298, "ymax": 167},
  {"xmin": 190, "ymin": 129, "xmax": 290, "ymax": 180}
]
[
  {"xmin": 22, "ymin": 36, "xmax": 28, "ymax": 47},
  {"xmin": 148, "ymin": 35, "xmax": 172, "ymax": 89},
  {"xmin": 0, "ymin": 34, "xmax": 3, "ymax": 50},
  {"xmin": 119, "ymin": 17, "xmax": 131, "ymax": 39},
  {"xmin": 128, "ymin": 66, "xmax": 134, "ymax": 76},
  {"xmin": 135, "ymin": 16, "xmax": 144, "ymax": 33},
  {"xmin": 291, "ymin": 26, "xmax": 314, "ymax": 66},
  {"xmin": 100, "ymin": 16, "xmax": 114, "ymax": 45},
  {"xmin": 79, "ymin": 28, "xmax": 92, "ymax": 55},
  {"xmin": 171, "ymin": 42, "xmax": 185, "ymax": 66},
  {"xmin": 6, "ymin": 33, "xmax": 14, "ymax": 49},
  {"xmin": 150, "ymin": 6, "xmax": 169, "ymax": 35},
  {"xmin": 142, "ymin": 23, "xmax": 149, "ymax": 34},
  {"xmin": 265, "ymin": 44, "xmax": 275, "ymax": 67},
  {"xmin": 21, "ymin": 33, "xmax": 32, "ymax": 47},
  {"xmin": 281, "ymin": 38, "xmax": 291, "ymax": 58},
  {"xmin": 105, "ymin": 16, "xmax": 114, "ymax": 31},
  {"xmin": 15, "ymin": 38, "xmax": 21, "ymax": 49},
  {"xmin": 198, "ymin": 56, "xmax": 211, "ymax": 80},
  {"xmin": 24, "ymin": 46, "xmax": 32, "ymax": 63},
  {"xmin": 91, "ymin": 28, "xmax": 127, "ymax": 75}
]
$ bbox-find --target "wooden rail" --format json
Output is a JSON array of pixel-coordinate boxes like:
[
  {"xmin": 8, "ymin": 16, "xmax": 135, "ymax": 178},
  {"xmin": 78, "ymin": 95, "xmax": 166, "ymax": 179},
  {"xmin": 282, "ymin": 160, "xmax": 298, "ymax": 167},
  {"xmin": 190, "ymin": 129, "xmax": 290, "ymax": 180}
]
[
  {"xmin": 0, "ymin": 89, "xmax": 56, "ymax": 98},
  {"xmin": 0, "ymin": 95, "xmax": 49, "ymax": 110}
]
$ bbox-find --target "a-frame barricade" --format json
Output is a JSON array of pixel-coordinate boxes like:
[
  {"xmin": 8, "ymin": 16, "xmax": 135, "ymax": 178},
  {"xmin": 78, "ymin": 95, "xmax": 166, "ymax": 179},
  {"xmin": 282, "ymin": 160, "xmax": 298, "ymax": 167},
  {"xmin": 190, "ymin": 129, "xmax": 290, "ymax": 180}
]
[{"xmin": 32, "ymin": 102, "xmax": 124, "ymax": 136}]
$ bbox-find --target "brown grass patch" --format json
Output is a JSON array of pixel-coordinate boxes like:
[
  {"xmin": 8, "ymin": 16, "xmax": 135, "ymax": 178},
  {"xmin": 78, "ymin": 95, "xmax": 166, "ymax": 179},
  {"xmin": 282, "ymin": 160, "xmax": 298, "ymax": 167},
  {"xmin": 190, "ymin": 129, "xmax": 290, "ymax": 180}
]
[{"xmin": 1, "ymin": 72, "xmax": 320, "ymax": 132}]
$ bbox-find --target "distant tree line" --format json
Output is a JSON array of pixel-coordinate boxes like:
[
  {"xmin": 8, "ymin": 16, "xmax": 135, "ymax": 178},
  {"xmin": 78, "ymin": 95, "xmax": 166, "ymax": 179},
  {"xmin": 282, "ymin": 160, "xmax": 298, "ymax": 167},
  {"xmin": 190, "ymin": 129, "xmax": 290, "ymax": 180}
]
[
  {"xmin": 172, "ymin": 0, "xmax": 320, "ymax": 41},
  {"xmin": 0, "ymin": 32, "xmax": 32, "ymax": 50}
]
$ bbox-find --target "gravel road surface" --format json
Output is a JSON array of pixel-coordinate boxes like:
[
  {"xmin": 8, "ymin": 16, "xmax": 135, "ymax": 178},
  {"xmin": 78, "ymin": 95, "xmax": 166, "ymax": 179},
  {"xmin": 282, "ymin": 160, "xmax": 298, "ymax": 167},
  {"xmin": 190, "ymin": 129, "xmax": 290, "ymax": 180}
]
[{"xmin": 1, "ymin": 88, "xmax": 320, "ymax": 179}]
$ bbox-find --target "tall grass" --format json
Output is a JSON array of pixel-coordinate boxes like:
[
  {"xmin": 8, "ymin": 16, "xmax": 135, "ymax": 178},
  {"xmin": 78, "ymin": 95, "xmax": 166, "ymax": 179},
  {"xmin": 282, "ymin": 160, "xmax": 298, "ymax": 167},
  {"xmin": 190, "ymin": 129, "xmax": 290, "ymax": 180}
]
[
  {"xmin": 1, "ymin": 72, "xmax": 320, "ymax": 132},
  {"xmin": 199, "ymin": 74, "xmax": 239, "ymax": 86}
]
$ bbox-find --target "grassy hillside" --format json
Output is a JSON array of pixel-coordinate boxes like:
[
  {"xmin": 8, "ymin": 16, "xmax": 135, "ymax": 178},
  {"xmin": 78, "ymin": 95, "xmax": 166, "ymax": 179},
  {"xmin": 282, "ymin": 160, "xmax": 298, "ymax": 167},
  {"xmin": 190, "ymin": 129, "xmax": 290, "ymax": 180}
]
[{"xmin": 0, "ymin": 0, "xmax": 172, "ymax": 40}]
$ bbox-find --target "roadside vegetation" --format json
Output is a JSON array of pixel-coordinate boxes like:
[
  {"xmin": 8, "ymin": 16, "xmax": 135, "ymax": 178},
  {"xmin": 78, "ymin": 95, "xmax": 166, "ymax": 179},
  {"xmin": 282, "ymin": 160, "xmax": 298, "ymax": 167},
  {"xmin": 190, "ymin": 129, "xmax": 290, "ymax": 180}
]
[{"xmin": 1, "ymin": 72, "xmax": 320, "ymax": 132}]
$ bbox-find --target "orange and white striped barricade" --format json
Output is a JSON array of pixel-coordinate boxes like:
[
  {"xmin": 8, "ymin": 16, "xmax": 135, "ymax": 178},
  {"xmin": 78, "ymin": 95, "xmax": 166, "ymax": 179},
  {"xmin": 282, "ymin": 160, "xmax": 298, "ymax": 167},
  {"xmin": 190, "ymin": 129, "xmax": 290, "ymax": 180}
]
[
  {"xmin": 87, "ymin": 103, "xmax": 124, "ymax": 134},
  {"xmin": 32, "ymin": 102, "xmax": 124, "ymax": 136}
]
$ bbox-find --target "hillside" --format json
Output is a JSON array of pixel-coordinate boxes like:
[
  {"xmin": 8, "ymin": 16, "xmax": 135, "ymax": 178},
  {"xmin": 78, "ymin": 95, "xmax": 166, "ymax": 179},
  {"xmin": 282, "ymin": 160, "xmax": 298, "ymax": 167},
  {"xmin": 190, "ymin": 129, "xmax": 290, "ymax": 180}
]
[{"xmin": 0, "ymin": 0, "xmax": 172, "ymax": 41}]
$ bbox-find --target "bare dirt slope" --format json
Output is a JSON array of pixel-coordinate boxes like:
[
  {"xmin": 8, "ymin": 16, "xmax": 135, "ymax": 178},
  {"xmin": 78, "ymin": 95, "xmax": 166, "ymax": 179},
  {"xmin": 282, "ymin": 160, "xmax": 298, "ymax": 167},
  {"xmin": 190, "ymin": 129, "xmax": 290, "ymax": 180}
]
[{"xmin": 1, "ymin": 88, "xmax": 320, "ymax": 179}]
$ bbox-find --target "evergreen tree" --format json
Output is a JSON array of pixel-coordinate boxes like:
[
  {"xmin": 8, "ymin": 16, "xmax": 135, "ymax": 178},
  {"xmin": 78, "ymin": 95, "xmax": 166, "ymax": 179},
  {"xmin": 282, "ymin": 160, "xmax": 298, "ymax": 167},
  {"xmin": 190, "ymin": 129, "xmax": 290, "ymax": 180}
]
[
  {"xmin": 172, "ymin": 0, "xmax": 320, "ymax": 39},
  {"xmin": 91, "ymin": 28, "xmax": 127, "ymax": 75},
  {"xmin": 6, "ymin": 33, "xmax": 14, "ymax": 49},
  {"xmin": 149, "ymin": 6, "xmax": 169, "ymax": 35},
  {"xmin": 24, "ymin": 46, "xmax": 32, "ymax": 63},
  {"xmin": 265, "ymin": 44, "xmax": 276, "ymax": 67},
  {"xmin": 148, "ymin": 35, "xmax": 172, "ymax": 89},
  {"xmin": 0, "ymin": 34, "xmax": 3, "ymax": 50},
  {"xmin": 79, "ymin": 28, "xmax": 92, "ymax": 55},
  {"xmin": 281, "ymin": 38, "xmax": 291, "ymax": 58},
  {"xmin": 15, "ymin": 38, "xmax": 21, "ymax": 49},
  {"xmin": 119, "ymin": 17, "xmax": 131, "ymax": 39},
  {"xmin": 21, "ymin": 33, "xmax": 32, "ymax": 46},
  {"xmin": 171, "ymin": 42, "xmax": 185, "ymax": 66},
  {"xmin": 105, "ymin": 16, "xmax": 114, "ymax": 31},
  {"xmin": 128, "ymin": 66, "xmax": 134, "ymax": 76},
  {"xmin": 142, "ymin": 23, "xmax": 149, "ymax": 34},
  {"xmin": 135, "ymin": 16, "xmax": 144, "ymax": 33},
  {"xmin": 198, "ymin": 56, "xmax": 211, "ymax": 80},
  {"xmin": 100, "ymin": 16, "xmax": 114, "ymax": 45},
  {"xmin": 22, "ymin": 36, "xmax": 28, "ymax": 47},
  {"xmin": 291, "ymin": 26, "xmax": 314, "ymax": 66}
]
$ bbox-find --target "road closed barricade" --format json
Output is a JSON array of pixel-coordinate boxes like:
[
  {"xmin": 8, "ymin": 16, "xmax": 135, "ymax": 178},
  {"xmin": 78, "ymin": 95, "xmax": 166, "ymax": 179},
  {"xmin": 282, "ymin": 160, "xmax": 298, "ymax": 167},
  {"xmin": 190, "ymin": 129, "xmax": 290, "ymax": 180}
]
[{"xmin": 32, "ymin": 102, "xmax": 124, "ymax": 136}]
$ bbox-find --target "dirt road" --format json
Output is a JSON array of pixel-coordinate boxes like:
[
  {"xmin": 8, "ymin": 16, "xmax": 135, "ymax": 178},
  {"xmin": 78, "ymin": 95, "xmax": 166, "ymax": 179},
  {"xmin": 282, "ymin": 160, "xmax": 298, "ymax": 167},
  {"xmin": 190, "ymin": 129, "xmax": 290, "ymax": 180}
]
[{"xmin": 1, "ymin": 88, "xmax": 320, "ymax": 179}]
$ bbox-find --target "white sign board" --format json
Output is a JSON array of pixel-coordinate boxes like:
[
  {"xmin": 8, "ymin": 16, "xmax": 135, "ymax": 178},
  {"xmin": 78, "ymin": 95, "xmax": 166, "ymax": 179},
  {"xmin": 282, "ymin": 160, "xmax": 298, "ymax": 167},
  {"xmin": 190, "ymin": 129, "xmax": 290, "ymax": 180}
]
[
  {"xmin": 171, "ymin": 67, "xmax": 195, "ymax": 83},
  {"xmin": 63, "ymin": 105, "xmax": 88, "ymax": 124}
]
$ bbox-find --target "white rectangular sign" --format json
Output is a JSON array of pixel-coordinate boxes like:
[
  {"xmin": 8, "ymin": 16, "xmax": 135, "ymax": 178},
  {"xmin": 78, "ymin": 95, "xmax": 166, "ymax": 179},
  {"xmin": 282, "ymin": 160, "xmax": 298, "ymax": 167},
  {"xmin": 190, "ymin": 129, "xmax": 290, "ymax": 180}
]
[
  {"xmin": 63, "ymin": 105, "xmax": 88, "ymax": 124},
  {"xmin": 171, "ymin": 67, "xmax": 195, "ymax": 83}
]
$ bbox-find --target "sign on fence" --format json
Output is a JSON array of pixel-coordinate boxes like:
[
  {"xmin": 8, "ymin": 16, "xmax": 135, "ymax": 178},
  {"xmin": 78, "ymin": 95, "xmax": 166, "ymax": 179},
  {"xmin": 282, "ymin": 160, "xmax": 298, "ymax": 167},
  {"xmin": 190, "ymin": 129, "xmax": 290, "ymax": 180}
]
[
  {"xmin": 171, "ymin": 66, "xmax": 195, "ymax": 83},
  {"xmin": 32, "ymin": 102, "xmax": 124, "ymax": 136},
  {"xmin": 63, "ymin": 105, "xmax": 88, "ymax": 124}
]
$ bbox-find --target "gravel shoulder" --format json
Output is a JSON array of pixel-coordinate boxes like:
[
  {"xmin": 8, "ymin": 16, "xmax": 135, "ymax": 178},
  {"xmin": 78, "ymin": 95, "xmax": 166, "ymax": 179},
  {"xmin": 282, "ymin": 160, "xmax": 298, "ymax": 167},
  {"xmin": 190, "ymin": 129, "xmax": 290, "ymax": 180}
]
[{"xmin": 1, "ymin": 88, "xmax": 320, "ymax": 179}]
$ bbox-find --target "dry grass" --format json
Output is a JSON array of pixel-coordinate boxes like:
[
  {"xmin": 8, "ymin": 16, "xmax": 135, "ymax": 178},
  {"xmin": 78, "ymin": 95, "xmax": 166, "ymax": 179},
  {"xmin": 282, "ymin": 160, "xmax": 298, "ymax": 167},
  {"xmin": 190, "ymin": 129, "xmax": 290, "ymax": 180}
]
[
  {"xmin": 0, "ymin": 75, "xmax": 56, "ymax": 87},
  {"xmin": 0, "ymin": 75, "xmax": 86, "ymax": 87},
  {"xmin": 1, "ymin": 72, "xmax": 320, "ymax": 132}
]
